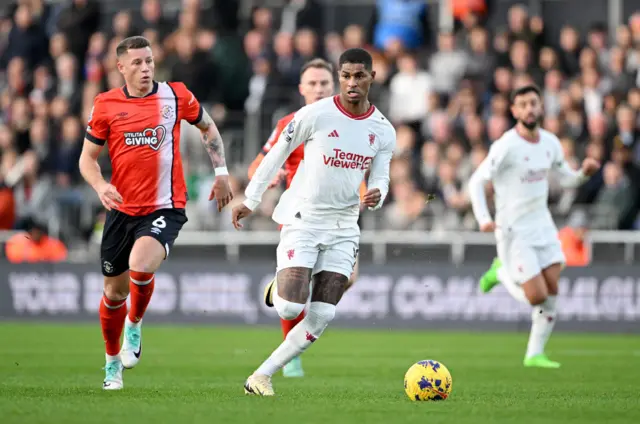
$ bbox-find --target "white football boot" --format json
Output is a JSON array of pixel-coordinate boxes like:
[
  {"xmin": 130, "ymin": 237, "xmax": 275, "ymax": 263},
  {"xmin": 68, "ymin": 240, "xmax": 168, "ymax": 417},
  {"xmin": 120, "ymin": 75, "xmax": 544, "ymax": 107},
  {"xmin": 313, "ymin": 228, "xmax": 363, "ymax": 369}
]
[
  {"xmin": 120, "ymin": 317, "xmax": 142, "ymax": 369},
  {"xmin": 103, "ymin": 356, "xmax": 124, "ymax": 390},
  {"xmin": 244, "ymin": 373, "xmax": 275, "ymax": 396}
]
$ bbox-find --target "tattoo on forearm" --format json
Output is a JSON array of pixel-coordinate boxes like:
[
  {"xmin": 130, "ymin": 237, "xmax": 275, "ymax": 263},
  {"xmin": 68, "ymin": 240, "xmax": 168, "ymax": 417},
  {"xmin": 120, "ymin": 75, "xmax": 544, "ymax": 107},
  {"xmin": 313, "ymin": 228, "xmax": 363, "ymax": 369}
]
[{"xmin": 201, "ymin": 117, "xmax": 226, "ymax": 168}]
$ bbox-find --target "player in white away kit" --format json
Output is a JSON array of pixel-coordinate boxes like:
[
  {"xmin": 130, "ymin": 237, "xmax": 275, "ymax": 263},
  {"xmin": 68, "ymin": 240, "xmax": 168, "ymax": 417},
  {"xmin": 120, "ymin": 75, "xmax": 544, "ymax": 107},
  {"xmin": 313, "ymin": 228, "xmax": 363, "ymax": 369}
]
[
  {"xmin": 468, "ymin": 85, "xmax": 600, "ymax": 368},
  {"xmin": 232, "ymin": 48, "xmax": 396, "ymax": 396}
]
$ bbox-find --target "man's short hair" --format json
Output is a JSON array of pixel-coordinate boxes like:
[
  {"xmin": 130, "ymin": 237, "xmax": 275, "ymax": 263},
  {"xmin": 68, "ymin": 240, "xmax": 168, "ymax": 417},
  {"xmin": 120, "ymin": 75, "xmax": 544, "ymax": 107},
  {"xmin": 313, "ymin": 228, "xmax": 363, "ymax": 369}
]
[
  {"xmin": 116, "ymin": 36, "xmax": 151, "ymax": 57},
  {"xmin": 338, "ymin": 48, "xmax": 373, "ymax": 71},
  {"xmin": 510, "ymin": 84, "xmax": 542, "ymax": 104},
  {"xmin": 300, "ymin": 58, "xmax": 333, "ymax": 77}
]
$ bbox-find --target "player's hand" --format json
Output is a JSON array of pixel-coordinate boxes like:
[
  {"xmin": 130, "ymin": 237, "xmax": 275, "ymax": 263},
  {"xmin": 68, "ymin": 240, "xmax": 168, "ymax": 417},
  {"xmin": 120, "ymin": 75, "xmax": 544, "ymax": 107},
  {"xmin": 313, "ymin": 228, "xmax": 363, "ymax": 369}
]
[
  {"xmin": 209, "ymin": 175, "xmax": 234, "ymax": 212},
  {"xmin": 581, "ymin": 157, "xmax": 601, "ymax": 177},
  {"xmin": 362, "ymin": 188, "xmax": 381, "ymax": 208},
  {"xmin": 267, "ymin": 169, "xmax": 288, "ymax": 189},
  {"xmin": 231, "ymin": 204, "xmax": 252, "ymax": 229},
  {"xmin": 96, "ymin": 181, "xmax": 123, "ymax": 211},
  {"xmin": 480, "ymin": 222, "xmax": 496, "ymax": 232}
]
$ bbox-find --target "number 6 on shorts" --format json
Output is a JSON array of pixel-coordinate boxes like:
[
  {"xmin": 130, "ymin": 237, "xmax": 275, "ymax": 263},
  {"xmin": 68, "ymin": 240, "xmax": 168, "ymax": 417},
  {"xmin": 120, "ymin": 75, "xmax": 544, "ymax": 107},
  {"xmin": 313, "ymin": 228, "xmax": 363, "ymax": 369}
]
[{"xmin": 152, "ymin": 216, "xmax": 166, "ymax": 228}]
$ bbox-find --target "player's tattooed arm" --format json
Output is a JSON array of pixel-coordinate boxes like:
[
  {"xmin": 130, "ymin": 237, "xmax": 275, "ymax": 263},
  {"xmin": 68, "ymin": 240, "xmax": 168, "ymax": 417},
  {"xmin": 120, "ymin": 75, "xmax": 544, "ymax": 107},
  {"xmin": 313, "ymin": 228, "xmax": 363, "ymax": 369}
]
[
  {"xmin": 195, "ymin": 107, "xmax": 233, "ymax": 210},
  {"xmin": 196, "ymin": 109, "xmax": 227, "ymax": 168}
]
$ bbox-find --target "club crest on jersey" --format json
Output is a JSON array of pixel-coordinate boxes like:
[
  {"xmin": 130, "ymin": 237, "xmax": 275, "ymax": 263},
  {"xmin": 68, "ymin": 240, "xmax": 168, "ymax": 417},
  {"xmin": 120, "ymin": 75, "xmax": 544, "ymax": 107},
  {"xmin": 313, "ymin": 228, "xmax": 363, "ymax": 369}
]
[
  {"xmin": 161, "ymin": 105, "xmax": 174, "ymax": 120},
  {"xmin": 284, "ymin": 120, "xmax": 295, "ymax": 142},
  {"xmin": 369, "ymin": 133, "xmax": 375, "ymax": 146},
  {"xmin": 124, "ymin": 125, "xmax": 167, "ymax": 150}
]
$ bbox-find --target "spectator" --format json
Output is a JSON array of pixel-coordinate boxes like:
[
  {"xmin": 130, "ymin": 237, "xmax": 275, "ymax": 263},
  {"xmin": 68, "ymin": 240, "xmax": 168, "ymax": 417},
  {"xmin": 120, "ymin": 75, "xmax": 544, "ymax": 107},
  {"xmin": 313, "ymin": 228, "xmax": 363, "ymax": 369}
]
[
  {"xmin": 134, "ymin": 0, "xmax": 172, "ymax": 41},
  {"xmin": 370, "ymin": 0, "xmax": 430, "ymax": 51},
  {"xmin": 558, "ymin": 25, "xmax": 581, "ymax": 76},
  {"xmin": 1, "ymin": 4, "xmax": 49, "ymax": 70},
  {"xmin": 389, "ymin": 53, "xmax": 432, "ymax": 126},
  {"xmin": 559, "ymin": 209, "xmax": 591, "ymax": 266},
  {"xmin": 465, "ymin": 26, "xmax": 494, "ymax": 87},
  {"xmin": 429, "ymin": 31, "xmax": 468, "ymax": 95},
  {"xmin": 279, "ymin": 0, "xmax": 324, "ymax": 36},
  {"xmin": 55, "ymin": 0, "xmax": 100, "ymax": 67},
  {"xmin": 169, "ymin": 32, "xmax": 216, "ymax": 102},
  {"xmin": 5, "ymin": 217, "xmax": 67, "ymax": 263}
]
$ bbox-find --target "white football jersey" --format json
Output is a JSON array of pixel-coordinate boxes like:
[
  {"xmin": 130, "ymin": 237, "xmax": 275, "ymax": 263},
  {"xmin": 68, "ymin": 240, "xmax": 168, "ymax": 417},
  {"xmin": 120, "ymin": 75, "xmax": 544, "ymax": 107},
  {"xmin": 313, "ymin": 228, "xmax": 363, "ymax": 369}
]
[
  {"xmin": 244, "ymin": 96, "xmax": 396, "ymax": 229},
  {"xmin": 469, "ymin": 127, "xmax": 587, "ymax": 243}
]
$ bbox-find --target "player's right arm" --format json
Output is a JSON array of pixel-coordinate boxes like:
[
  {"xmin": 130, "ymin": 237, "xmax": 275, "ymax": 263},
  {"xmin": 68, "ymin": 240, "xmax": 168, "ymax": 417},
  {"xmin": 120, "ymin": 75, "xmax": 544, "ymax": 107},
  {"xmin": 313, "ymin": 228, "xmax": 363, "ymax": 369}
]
[
  {"xmin": 232, "ymin": 107, "xmax": 313, "ymax": 229},
  {"xmin": 248, "ymin": 121, "xmax": 288, "ymax": 187},
  {"xmin": 79, "ymin": 96, "xmax": 123, "ymax": 211},
  {"xmin": 468, "ymin": 139, "xmax": 509, "ymax": 231}
]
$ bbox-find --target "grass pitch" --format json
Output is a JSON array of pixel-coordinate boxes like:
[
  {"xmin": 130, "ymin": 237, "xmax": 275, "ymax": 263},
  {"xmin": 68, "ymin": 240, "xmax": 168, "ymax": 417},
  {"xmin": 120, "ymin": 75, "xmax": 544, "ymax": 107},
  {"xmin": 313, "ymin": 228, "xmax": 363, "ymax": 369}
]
[{"xmin": 0, "ymin": 323, "xmax": 638, "ymax": 424}]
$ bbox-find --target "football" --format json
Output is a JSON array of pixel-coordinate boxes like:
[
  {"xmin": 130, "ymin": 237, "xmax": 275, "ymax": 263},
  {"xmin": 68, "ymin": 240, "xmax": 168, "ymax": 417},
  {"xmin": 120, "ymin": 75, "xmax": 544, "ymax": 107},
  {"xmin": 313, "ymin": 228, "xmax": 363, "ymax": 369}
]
[{"xmin": 404, "ymin": 359, "xmax": 453, "ymax": 401}]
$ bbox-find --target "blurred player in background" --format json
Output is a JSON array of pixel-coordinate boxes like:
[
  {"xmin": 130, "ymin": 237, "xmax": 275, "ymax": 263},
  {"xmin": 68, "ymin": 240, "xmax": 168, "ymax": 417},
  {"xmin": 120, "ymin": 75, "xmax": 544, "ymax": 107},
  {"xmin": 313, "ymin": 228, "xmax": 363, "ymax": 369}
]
[
  {"xmin": 79, "ymin": 36, "xmax": 233, "ymax": 390},
  {"xmin": 233, "ymin": 48, "xmax": 396, "ymax": 396},
  {"xmin": 468, "ymin": 85, "xmax": 599, "ymax": 369},
  {"xmin": 248, "ymin": 58, "xmax": 365, "ymax": 378}
]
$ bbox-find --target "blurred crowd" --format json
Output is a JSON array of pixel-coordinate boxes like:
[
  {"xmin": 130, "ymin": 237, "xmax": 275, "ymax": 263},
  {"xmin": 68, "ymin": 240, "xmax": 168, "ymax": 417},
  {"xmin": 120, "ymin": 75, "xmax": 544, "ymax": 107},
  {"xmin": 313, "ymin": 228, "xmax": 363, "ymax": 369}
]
[{"xmin": 0, "ymin": 0, "xmax": 639, "ymax": 254}]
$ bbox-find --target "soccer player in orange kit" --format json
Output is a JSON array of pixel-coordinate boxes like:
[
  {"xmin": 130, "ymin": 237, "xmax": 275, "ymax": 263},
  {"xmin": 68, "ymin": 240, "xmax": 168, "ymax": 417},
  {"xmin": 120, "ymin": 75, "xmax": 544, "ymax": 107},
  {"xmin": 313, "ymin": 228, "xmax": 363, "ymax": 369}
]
[{"xmin": 79, "ymin": 36, "xmax": 233, "ymax": 390}]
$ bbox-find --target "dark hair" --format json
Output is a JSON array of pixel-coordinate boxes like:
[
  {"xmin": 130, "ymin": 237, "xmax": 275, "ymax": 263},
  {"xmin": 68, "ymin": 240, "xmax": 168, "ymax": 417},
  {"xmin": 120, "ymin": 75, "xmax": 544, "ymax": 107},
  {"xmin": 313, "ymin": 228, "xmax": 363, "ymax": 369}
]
[
  {"xmin": 338, "ymin": 48, "xmax": 373, "ymax": 71},
  {"xmin": 589, "ymin": 22, "xmax": 607, "ymax": 34},
  {"xmin": 300, "ymin": 58, "xmax": 333, "ymax": 77},
  {"xmin": 510, "ymin": 84, "xmax": 542, "ymax": 104},
  {"xmin": 116, "ymin": 36, "xmax": 151, "ymax": 57}
]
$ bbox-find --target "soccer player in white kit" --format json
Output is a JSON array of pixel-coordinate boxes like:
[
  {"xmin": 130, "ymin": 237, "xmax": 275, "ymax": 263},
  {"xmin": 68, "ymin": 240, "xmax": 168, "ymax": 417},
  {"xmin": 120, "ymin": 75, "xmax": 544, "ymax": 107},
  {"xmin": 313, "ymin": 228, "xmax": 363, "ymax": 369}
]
[
  {"xmin": 468, "ymin": 85, "xmax": 600, "ymax": 368},
  {"xmin": 231, "ymin": 48, "xmax": 396, "ymax": 395}
]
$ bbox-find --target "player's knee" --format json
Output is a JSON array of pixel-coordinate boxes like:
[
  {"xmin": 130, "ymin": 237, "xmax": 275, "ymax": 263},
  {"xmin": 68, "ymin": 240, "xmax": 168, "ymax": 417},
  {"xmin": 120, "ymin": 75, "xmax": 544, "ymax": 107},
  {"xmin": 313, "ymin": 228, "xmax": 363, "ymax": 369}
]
[
  {"xmin": 526, "ymin": 291, "xmax": 548, "ymax": 306},
  {"xmin": 104, "ymin": 275, "xmax": 130, "ymax": 300},
  {"xmin": 129, "ymin": 237, "xmax": 166, "ymax": 273},
  {"xmin": 128, "ymin": 251, "xmax": 163, "ymax": 274},
  {"xmin": 274, "ymin": 295, "xmax": 306, "ymax": 320},
  {"xmin": 306, "ymin": 302, "xmax": 336, "ymax": 335}
]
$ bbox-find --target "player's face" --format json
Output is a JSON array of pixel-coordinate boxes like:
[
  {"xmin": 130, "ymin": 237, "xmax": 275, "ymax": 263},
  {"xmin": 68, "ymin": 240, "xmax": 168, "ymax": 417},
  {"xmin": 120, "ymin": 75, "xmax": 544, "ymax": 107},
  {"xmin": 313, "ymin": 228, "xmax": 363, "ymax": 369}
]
[
  {"xmin": 298, "ymin": 67, "xmax": 334, "ymax": 104},
  {"xmin": 339, "ymin": 62, "xmax": 375, "ymax": 104},
  {"xmin": 117, "ymin": 46, "xmax": 155, "ymax": 93},
  {"xmin": 511, "ymin": 91, "xmax": 543, "ymax": 130}
]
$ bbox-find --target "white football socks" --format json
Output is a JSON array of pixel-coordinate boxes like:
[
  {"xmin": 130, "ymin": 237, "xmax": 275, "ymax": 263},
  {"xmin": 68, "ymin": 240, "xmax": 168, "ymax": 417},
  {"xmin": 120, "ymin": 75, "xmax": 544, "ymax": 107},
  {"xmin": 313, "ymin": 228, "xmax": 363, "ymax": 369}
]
[
  {"xmin": 256, "ymin": 302, "xmax": 336, "ymax": 377},
  {"xmin": 526, "ymin": 295, "xmax": 557, "ymax": 358},
  {"xmin": 497, "ymin": 266, "xmax": 529, "ymax": 305}
]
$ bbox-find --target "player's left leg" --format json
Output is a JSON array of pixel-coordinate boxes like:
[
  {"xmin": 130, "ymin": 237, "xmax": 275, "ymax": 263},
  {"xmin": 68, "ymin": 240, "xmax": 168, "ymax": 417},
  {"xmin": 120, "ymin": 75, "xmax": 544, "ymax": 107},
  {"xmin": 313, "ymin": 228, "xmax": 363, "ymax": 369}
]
[
  {"xmin": 245, "ymin": 228, "xmax": 355, "ymax": 396},
  {"xmin": 524, "ymin": 243, "xmax": 565, "ymax": 368},
  {"xmin": 254, "ymin": 228, "xmax": 355, "ymax": 387},
  {"xmin": 279, "ymin": 254, "xmax": 358, "ymax": 378},
  {"xmin": 250, "ymin": 270, "xmax": 346, "ymax": 395},
  {"xmin": 120, "ymin": 209, "xmax": 187, "ymax": 369},
  {"xmin": 281, "ymin": 252, "xmax": 358, "ymax": 378},
  {"xmin": 499, "ymin": 238, "xmax": 560, "ymax": 368},
  {"xmin": 99, "ymin": 209, "xmax": 135, "ymax": 390},
  {"xmin": 524, "ymin": 262, "xmax": 562, "ymax": 366}
]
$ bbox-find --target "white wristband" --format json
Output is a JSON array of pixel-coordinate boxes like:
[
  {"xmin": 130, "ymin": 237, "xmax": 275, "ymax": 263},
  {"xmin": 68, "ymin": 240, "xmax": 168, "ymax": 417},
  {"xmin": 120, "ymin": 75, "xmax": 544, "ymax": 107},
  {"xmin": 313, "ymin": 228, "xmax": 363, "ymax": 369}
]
[{"xmin": 214, "ymin": 167, "xmax": 228, "ymax": 176}]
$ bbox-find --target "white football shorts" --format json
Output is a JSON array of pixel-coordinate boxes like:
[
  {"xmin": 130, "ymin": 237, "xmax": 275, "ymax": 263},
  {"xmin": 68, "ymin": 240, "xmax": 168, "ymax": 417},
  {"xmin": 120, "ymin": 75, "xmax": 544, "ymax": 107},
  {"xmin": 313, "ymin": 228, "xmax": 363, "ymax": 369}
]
[
  {"xmin": 276, "ymin": 224, "xmax": 360, "ymax": 278},
  {"xmin": 496, "ymin": 233, "xmax": 566, "ymax": 284}
]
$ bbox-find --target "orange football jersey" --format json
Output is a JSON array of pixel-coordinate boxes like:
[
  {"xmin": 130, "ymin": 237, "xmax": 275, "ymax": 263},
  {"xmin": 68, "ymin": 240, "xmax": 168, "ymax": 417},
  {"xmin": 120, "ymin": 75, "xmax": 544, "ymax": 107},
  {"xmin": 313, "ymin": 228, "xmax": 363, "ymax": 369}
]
[{"xmin": 86, "ymin": 81, "xmax": 202, "ymax": 216}]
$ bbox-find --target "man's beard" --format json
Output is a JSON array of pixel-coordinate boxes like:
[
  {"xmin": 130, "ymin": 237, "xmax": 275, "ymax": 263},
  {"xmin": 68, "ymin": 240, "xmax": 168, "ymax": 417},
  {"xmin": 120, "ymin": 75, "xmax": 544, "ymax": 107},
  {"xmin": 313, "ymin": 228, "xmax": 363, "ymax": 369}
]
[{"xmin": 520, "ymin": 118, "xmax": 539, "ymax": 130}]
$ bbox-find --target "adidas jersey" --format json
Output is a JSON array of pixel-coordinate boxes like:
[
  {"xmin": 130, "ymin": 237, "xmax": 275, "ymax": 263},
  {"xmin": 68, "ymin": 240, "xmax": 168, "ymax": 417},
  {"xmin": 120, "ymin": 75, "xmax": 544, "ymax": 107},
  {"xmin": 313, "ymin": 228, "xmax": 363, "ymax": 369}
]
[
  {"xmin": 468, "ymin": 127, "xmax": 588, "ymax": 244},
  {"xmin": 262, "ymin": 112, "xmax": 303, "ymax": 189},
  {"xmin": 244, "ymin": 95, "xmax": 396, "ymax": 229}
]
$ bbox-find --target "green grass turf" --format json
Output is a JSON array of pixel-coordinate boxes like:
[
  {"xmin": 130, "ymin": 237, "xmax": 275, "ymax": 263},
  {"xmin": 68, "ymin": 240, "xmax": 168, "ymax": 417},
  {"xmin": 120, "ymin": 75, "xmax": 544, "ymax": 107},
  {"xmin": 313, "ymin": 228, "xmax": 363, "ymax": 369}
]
[{"xmin": 0, "ymin": 323, "xmax": 638, "ymax": 424}]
